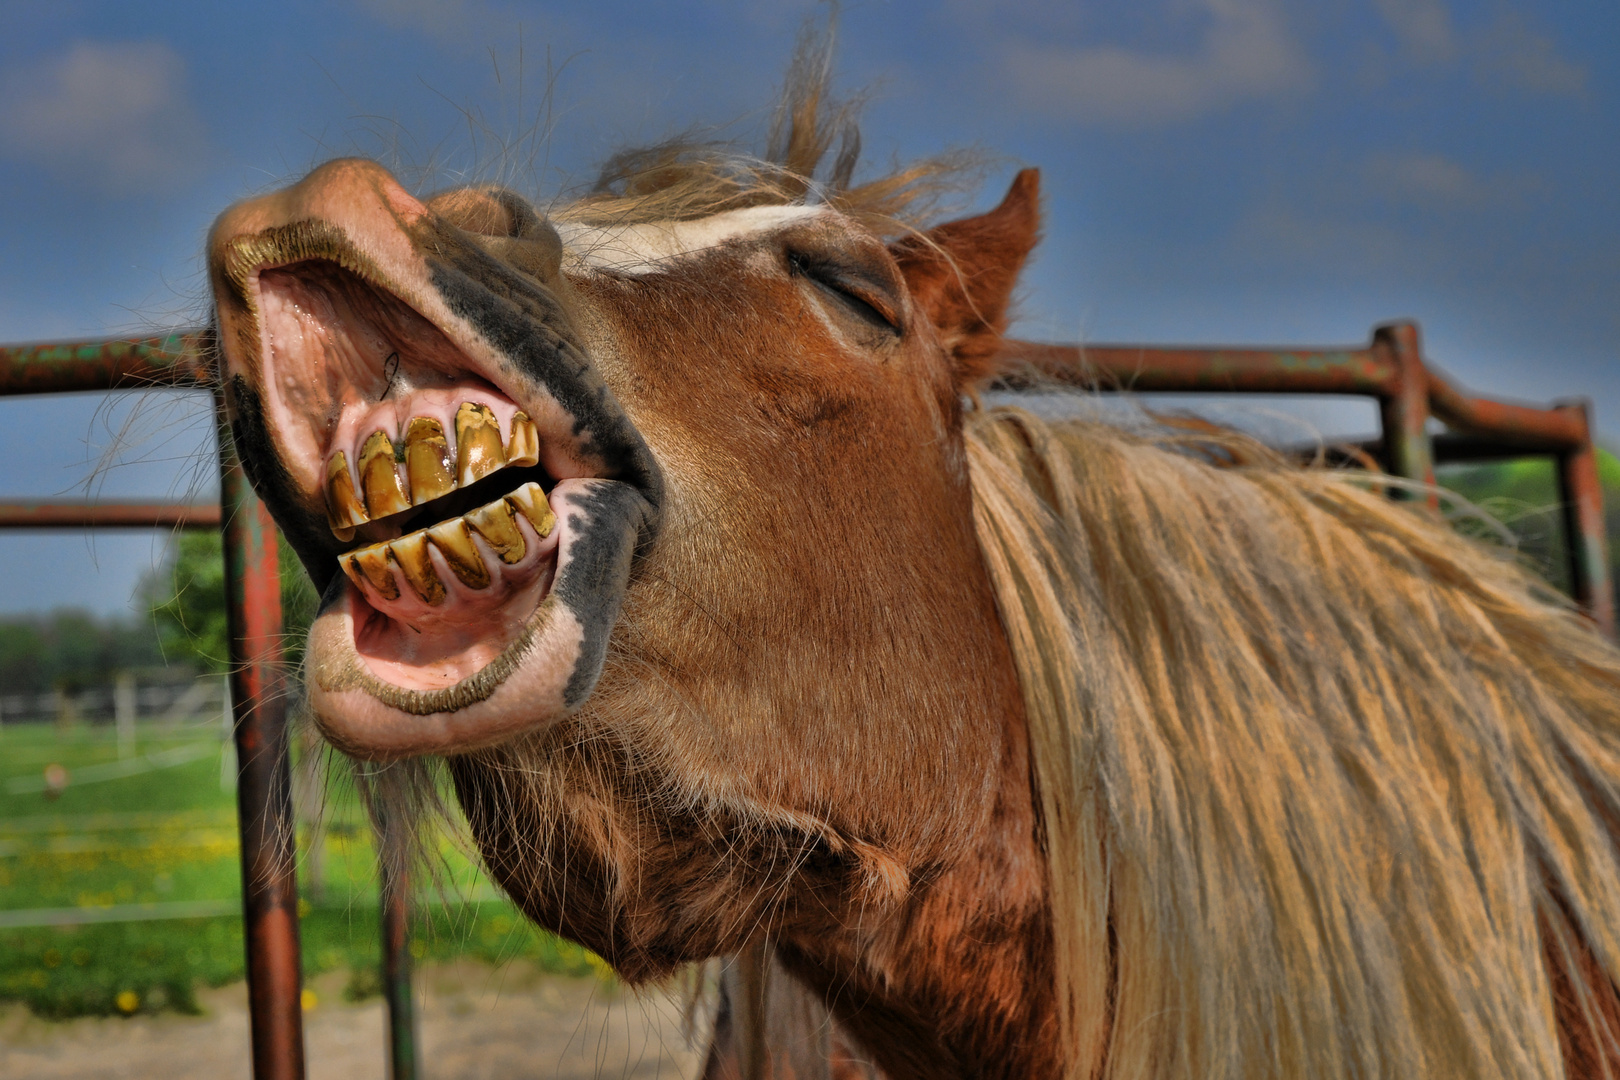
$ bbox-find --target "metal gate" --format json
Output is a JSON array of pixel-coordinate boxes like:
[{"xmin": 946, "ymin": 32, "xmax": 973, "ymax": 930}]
[{"xmin": 0, "ymin": 318, "xmax": 1608, "ymax": 1079}]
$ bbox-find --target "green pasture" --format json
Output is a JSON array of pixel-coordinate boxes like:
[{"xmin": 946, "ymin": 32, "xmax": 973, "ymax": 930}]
[{"xmin": 0, "ymin": 720, "xmax": 602, "ymax": 1020}]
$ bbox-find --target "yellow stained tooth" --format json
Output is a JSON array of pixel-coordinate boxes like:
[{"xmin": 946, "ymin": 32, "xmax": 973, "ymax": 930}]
[
  {"xmin": 390, "ymin": 532, "xmax": 446, "ymax": 605},
  {"xmin": 455, "ymin": 402, "xmax": 506, "ymax": 487},
  {"xmin": 404, "ymin": 417, "xmax": 455, "ymax": 504},
  {"xmin": 428, "ymin": 519, "xmax": 491, "ymax": 589},
  {"xmin": 346, "ymin": 543, "xmax": 400, "ymax": 601},
  {"xmin": 505, "ymin": 482, "xmax": 555, "ymax": 538},
  {"xmin": 466, "ymin": 498, "xmax": 526, "ymax": 564},
  {"xmin": 340, "ymin": 555, "xmax": 369, "ymax": 595},
  {"xmin": 360, "ymin": 430, "xmax": 410, "ymax": 518},
  {"xmin": 507, "ymin": 412, "xmax": 539, "ymax": 468},
  {"xmin": 325, "ymin": 452, "xmax": 368, "ymax": 540}
]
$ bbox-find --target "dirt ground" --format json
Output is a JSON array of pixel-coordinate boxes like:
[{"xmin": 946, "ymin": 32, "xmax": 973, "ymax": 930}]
[{"xmin": 0, "ymin": 961, "xmax": 702, "ymax": 1079}]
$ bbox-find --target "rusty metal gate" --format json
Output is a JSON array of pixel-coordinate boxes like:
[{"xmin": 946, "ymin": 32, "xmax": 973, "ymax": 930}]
[
  {"xmin": 0, "ymin": 329, "xmax": 413, "ymax": 1080},
  {"xmin": 0, "ymin": 318, "xmax": 1608, "ymax": 1080}
]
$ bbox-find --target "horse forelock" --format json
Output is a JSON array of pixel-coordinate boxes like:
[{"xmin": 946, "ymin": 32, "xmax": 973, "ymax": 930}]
[{"xmin": 967, "ymin": 399, "xmax": 1620, "ymax": 1080}]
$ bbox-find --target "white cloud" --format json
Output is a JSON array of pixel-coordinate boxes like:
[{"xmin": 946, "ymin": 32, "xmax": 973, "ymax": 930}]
[
  {"xmin": 355, "ymin": 0, "xmax": 494, "ymax": 40},
  {"xmin": 1474, "ymin": 13, "xmax": 1587, "ymax": 97},
  {"xmin": 1364, "ymin": 152, "xmax": 1494, "ymax": 207},
  {"xmin": 1370, "ymin": 0, "xmax": 1456, "ymax": 63},
  {"xmin": 996, "ymin": 0, "xmax": 1312, "ymax": 126},
  {"xmin": 1368, "ymin": 1, "xmax": 1586, "ymax": 97},
  {"xmin": 0, "ymin": 41, "xmax": 206, "ymax": 195}
]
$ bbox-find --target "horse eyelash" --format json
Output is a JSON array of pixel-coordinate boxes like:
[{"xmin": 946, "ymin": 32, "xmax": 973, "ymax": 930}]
[{"xmin": 786, "ymin": 251, "xmax": 902, "ymax": 335}]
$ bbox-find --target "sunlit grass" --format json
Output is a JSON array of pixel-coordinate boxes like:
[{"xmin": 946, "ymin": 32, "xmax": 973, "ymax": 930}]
[{"xmin": 0, "ymin": 721, "xmax": 602, "ymax": 1019}]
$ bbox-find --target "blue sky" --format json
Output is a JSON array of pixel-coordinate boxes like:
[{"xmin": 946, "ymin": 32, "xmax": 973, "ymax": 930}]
[{"xmin": 0, "ymin": 0, "xmax": 1615, "ymax": 616}]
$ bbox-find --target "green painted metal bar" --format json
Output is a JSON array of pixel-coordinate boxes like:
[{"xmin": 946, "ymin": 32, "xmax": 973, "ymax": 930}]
[
  {"xmin": 381, "ymin": 862, "xmax": 420, "ymax": 1080},
  {"xmin": 0, "ymin": 331, "xmax": 213, "ymax": 394}
]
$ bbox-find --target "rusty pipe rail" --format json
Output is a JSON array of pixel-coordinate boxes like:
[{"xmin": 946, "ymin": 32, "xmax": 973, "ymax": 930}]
[
  {"xmin": 996, "ymin": 320, "xmax": 1613, "ymax": 636},
  {"xmin": 219, "ymin": 440, "xmax": 306, "ymax": 1080},
  {"xmin": 998, "ymin": 326, "xmax": 1592, "ymax": 454},
  {"xmin": 0, "ymin": 501, "xmax": 222, "ymax": 529}
]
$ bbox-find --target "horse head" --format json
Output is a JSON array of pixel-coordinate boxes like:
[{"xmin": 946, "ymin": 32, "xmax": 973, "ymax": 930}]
[
  {"xmin": 207, "ymin": 146, "xmax": 1060, "ymax": 1069},
  {"xmin": 204, "ymin": 83, "xmax": 1620, "ymax": 1080}
]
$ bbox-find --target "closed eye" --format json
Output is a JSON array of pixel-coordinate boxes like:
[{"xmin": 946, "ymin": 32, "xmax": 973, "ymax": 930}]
[{"xmin": 787, "ymin": 251, "xmax": 902, "ymax": 337}]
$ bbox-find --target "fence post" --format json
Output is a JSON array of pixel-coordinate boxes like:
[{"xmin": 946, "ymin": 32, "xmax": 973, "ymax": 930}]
[
  {"xmin": 115, "ymin": 672, "xmax": 136, "ymax": 760},
  {"xmin": 1375, "ymin": 321, "xmax": 1437, "ymax": 508},
  {"xmin": 220, "ymin": 420, "xmax": 307, "ymax": 1080},
  {"xmin": 1554, "ymin": 399, "xmax": 1615, "ymax": 637},
  {"xmin": 382, "ymin": 861, "xmax": 419, "ymax": 1080}
]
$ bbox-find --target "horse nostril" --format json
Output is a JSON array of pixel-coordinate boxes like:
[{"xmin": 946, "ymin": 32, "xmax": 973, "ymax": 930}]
[
  {"xmin": 478, "ymin": 189, "xmax": 563, "ymax": 281},
  {"xmin": 426, "ymin": 186, "xmax": 564, "ymax": 283},
  {"xmin": 481, "ymin": 230, "xmax": 563, "ymax": 284}
]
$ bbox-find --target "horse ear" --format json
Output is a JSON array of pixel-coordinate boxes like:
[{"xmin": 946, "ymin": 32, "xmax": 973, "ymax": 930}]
[{"xmin": 891, "ymin": 168, "xmax": 1041, "ymax": 387}]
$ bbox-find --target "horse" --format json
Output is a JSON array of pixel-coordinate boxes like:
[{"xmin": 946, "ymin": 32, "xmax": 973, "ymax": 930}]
[{"xmin": 203, "ymin": 51, "xmax": 1620, "ymax": 1080}]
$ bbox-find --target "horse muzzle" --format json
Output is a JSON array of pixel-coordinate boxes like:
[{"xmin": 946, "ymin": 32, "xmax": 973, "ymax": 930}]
[{"xmin": 207, "ymin": 158, "xmax": 662, "ymax": 759}]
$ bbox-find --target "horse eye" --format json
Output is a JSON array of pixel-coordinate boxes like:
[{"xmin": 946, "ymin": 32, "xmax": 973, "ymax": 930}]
[{"xmin": 787, "ymin": 251, "xmax": 902, "ymax": 337}]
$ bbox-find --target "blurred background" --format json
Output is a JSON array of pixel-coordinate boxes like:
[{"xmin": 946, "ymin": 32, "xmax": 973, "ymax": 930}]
[{"xmin": 0, "ymin": 0, "xmax": 1615, "ymax": 1075}]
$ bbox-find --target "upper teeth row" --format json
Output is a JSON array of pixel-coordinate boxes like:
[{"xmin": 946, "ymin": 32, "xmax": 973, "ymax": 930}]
[{"xmin": 325, "ymin": 402, "xmax": 539, "ymax": 540}]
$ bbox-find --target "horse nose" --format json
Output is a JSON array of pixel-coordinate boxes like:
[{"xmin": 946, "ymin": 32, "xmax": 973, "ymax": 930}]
[
  {"xmin": 207, "ymin": 157, "xmax": 435, "ymax": 309},
  {"xmin": 425, "ymin": 186, "xmax": 564, "ymax": 285}
]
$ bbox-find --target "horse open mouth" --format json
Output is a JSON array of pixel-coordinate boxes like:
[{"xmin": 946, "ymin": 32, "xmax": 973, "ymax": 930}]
[{"xmin": 209, "ymin": 159, "xmax": 661, "ymax": 759}]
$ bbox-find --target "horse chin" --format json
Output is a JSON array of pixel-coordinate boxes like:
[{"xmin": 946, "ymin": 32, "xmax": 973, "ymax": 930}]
[{"xmin": 305, "ymin": 476, "xmax": 652, "ymax": 760}]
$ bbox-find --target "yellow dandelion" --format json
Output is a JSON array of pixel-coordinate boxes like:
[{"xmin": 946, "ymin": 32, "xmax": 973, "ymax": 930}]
[
  {"xmin": 300, "ymin": 988, "xmax": 317, "ymax": 1012},
  {"xmin": 115, "ymin": 990, "xmax": 139, "ymax": 1014}
]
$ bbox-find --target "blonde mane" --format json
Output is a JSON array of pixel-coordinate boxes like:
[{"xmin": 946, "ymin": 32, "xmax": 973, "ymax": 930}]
[{"xmin": 968, "ymin": 401, "xmax": 1620, "ymax": 1079}]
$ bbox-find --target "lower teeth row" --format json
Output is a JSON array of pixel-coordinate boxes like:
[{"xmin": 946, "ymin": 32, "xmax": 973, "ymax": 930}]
[{"xmin": 340, "ymin": 482, "xmax": 555, "ymax": 605}]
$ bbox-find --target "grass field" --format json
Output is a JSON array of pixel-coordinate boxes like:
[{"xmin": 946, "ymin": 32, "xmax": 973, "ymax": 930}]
[{"xmin": 0, "ymin": 719, "xmax": 602, "ymax": 1019}]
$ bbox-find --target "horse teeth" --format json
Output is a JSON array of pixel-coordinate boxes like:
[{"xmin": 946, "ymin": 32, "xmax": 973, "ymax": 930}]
[
  {"xmin": 403, "ymin": 417, "xmax": 455, "ymax": 504},
  {"xmin": 343, "ymin": 544, "xmax": 400, "ymax": 601},
  {"xmin": 505, "ymin": 482, "xmax": 555, "ymax": 537},
  {"xmin": 389, "ymin": 532, "xmax": 445, "ymax": 605},
  {"xmin": 507, "ymin": 412, "xmax": 539, "ymax": 468},
  {"xmin": 427, "ymin": 519, "xmax": 491, "ymax": 589},
  {"xmin": 455, "ymin": 402, "xmax": 506, "ymax": 487},
  {"xmin": 325, "ymin": 451, "xmax": 369, "ymax": 540},
  {"xmin": 359, "ymin": 430, "xmax": 411, "ymax": 518},
  {"xmin": 466, "ymin": 498, "xmax": 526, "ymax": 564}
]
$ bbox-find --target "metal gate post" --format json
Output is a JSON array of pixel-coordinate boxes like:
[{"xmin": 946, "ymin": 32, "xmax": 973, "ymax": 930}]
[
  {"xmin": 220, "ymin": 417, "xmax": 307, "ymax": 1080},
  {"xmin": 1375, "ymin": 321, "xmax": 1437, "ymax": 505},
  {"xmin": 1554, "ymin": 399, "xmax": 1616, "ymax": 637}
]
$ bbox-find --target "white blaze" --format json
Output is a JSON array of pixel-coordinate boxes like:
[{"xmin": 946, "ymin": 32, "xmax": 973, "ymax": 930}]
[{"xmin": 556, "ymin": 204, "xmax": 825, "ymax": 274}]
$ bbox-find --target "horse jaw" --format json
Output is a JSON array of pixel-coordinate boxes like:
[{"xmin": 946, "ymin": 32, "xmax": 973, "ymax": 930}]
[{"xmin": 208, "ymin": 158, "xmax": 662, "ymax": 759}]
